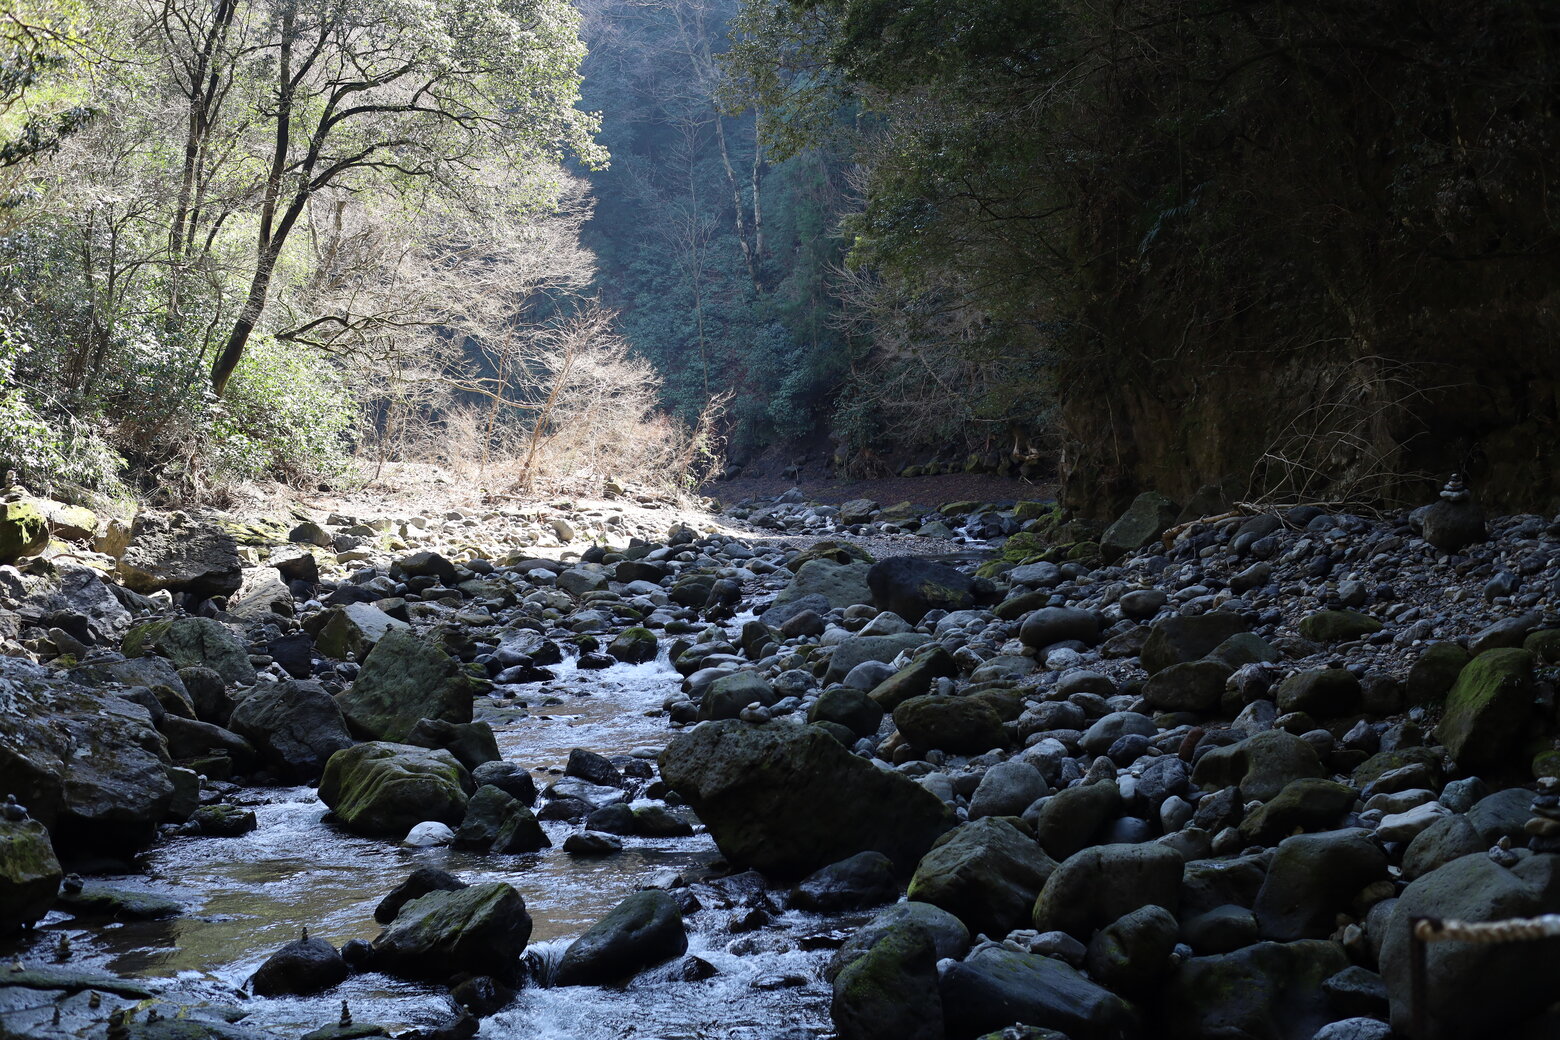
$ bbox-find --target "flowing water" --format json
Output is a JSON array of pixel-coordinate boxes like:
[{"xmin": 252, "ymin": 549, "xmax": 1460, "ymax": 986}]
[{"xmin": 12, "ymin": 653, "xmax": 848, "ymax": 1038}]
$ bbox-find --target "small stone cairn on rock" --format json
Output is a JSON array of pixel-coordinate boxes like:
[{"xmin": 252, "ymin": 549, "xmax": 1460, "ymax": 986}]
[
  {"xmin": 1420, "ymin": 472, "xmax": 1488, "ymax": 553},
  {"xmin": 1527, "ymin": 777, "xmax": 1560, "ymax": 854}
]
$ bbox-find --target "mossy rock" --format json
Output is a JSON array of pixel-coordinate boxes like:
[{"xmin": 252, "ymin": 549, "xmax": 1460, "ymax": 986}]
[
  {"xmin": 0, "ymin": 817, "xmax": 62, "ymax": 929},
  {"xmin": 0, "ymin": 501, "xmax": 48, "ymax": 564},
  {"xmin": 607, "ymin": 627, "xmax": 659, "ymax": 664},
  {"xmin": 1297, "ymin": 610, "xmax": 1383, "ymax": 642},
  {"xmin": 1532, "ymin": 749, "xmax": 1560, "ymax": 780},
  {"xmin": 938, "ymin": 501, "xmax": 984, "ymax": 517},
  {"xmin": 787, "ymin": 540, "xmax": 875, "ymax": 572},
  {"xmin": 318, "ymin": 742, "xmax": 471, "ymax": 837},
  {"xmin": 1065, "ymin": 540, "xmax": 1101, "ymax": 562},
  {"xmin": 1407, "ymin": 642, "xmax": 1472, "ymax": 704},
  {"xmin": 1435, "ymin": 648, "xmax": 1536, "ymax": 771},
  {"xmin": 1523, "ymin": 629, "xmax": 1560, "ymax": 663},
  {"xmin": 1012, "ymin": 501, "xmax": 1058, "ymax": 521}
]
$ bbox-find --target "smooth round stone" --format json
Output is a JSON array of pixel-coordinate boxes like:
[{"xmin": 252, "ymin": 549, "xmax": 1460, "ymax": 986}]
[{"xmin": 404, "ymin": 821, "xmax": 456, "ymax": 847}]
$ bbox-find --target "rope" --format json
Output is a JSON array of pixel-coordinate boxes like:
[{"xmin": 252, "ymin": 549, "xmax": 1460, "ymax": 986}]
[{"xmin": 1413, "ymin": 914, "xmax": 1560, "ymax": 944}]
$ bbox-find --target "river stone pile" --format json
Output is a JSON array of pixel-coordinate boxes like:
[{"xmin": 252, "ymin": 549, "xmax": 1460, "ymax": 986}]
[{"xmin": 648, "ymin": 490, "xmax": 1560, "ymax": 1040}]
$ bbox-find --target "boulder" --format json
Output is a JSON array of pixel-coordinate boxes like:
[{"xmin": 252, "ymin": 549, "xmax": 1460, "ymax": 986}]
[
  {"xmin": 403, "ymin": 718, "xmax": 501, "ymax": 772},
  {"xmin": 831, "ymin": 901, "xmax": 971, "ymax": 981},
  {"xmin": 1381, "ymin": 852, "xmax": 1560, "ymax": 1035},
  {"xmin": 1033, "ymin": 842, "xmax": 1183, "ymax": 939},
  {"xmin": 1273, "ymin": 669, "xmax": 1362, "ymax": 717},
  {"xmin": 0, "ymin": 662, "xmax": 174, "ymax": 856},
  {"xmin": 250, "ymin": 936, "xmax": 348, "ymax": 996},
  {"xmin": 810, "ymin": 687, "xmax": 886, "ymax": 739},
  {"xmin": 117, "ymin": 512, "xmax": 242, "ymax": 598},
  {"xmin": 0, "ymin": 816, "xmax": 61, "ymax": 930},
  {"xmin": 894, "ymin": 695, "xmax": 1010, "ymax": 754},
  {"xmin": 868, "ymin": 648, "xmax": 959, "ymax": 712},
  {"xmin": 1086, "ymin": 904, "xmax": 1179, "ymax": 996},
  {"xmin": 968, "ymin": 761, "xmax": 1049, "ymax": 820},
  {"xmin": 470, "ymin": 762, "xmax": 536, "ymax": 806},
  {"xmin": 0, "ymin": 500, "xmax": 48, "ymax": 563},
  {"xmin": 1141, "ymin": 613, "xmax": 1252, "ymax": 675},
  {"xmin": 658, "ymin": 720, "xmax": 956, "ymax": 876},
  {"xmin": 1143, "ymin": 659, "xmax": 1233, "ymax": 712},
  {"xmin": 318, "ymin": 742, "xmax": 471, "ymax": 837},
  {"xmin": 698, "ymin": 671, "xmax": 778, "ymax": 722},
  {"xmin": 1019, "ymin": 607, "xmax": 1099, "ymax": 650},
  {"xmin": 1238, "ymin": 779, "xmax": 1356, "ymax": 845},
  {"xmin": 335, "ymin": 629, "xmax": 474, "ymax": 742},
  {"xmin": 1192, "ymin": 729, "xmax": 1327, "ymax": 802},
  {"xmin": 867, "ymin": 557, "xmax": 981, "ymax": 622},
  {"xmin": 776, "ymin": 559, "xmax": 874, "ymax": 610},
  {"xmin": 227, "ymin": 680, "xmax": 353, "ymax": 783},
  {"xmin": 1253, "ymin": 830, "xmax": 1388, "ymax": 941},
  {"xmin": 372, "ymin": 882, "xmax": 532, "ymax": 982},
  {"xmin": 1434, "ymin": 648, "xmax": 1535, "ymax": 770},
  {"xmin": 791, "ymin": 851, "xmax": 900, "ymax": 913},
  {"xmin": 1400, "ymin": 814, "xmax": 1484, "ymax": 880},
  {"xmin": 1164, "ymin": 939, "xmax": 1350, "ymax": 1040},
  {"xmin": 310, "ymin": 603, "xmax": 409, "ymax": 660},
  {"xmin": 394, "ymin": 551, "xmax": 458, "ymax": 583},
  {"xmin": 123, "ymin": 617, "xmax": 257, "ymax": 687},
  {"xmin": 908, "ymin": 818, "xmax": 1057, "ymax": 937},
  {"xmin": 453, "ymin": 786, "xmax": 549, "ymax": 854},
  {"xmin": 940, "ymin": 946, "xmax": 1139, "ymax": 1040},
  {"xmin": 826, "ymin": 633, "xmax": 933, "ymax": 685},
  {"xmin": 375, "ymin": 866, "xmax": 467, "ymax": 924},
  {"xmin": 1406, "ymin": 643, "xmax": 1470, "ymax": 704},
  {"xmin": 607, "ymin": 627, "xmax": 658, "ymax": 664},
  {"xmin": 1031, "ymin": 781, "xmax": 1122, "ymax": 861},
  {"xmin": 832, "ymin": 919, "xmax": 942, "ymax": 1040},
  {"xmin": 1100, "ymin": 491, "xmax": 1179, "ymax": 561},
  {"xmin": 555, "ymin": 889, "xmax": 686, "ymax": 985},
  {"xmin": 1296, "ymin": 610, "xmax": 1382, "ymax": 642}
]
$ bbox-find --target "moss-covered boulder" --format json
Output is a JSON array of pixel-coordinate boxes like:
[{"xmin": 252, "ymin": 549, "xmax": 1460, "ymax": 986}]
[
  {"xmin": 658, "ymin": 719, "xmax": 956, "ymax": 877},
  {"xmin": 318, "ymin": 742, "xmax": 471, "ymax": 837},
  {"xmin": 1033, "ymin": 842, "xmax": 1183, "ymax": 939},
  {"xmin": 372, "ymin": 881, "xmax": 531, "ymax": 983},
  {"xmin": 0, "ymin": 501, "xmax": 48, "ymax": 564},
  {"xmin": 555, "ymin": 889, "xmax": 687, "ymax": 986},
  {"xmin": 1141, "ymin": 612, "xmax": 1252, "ymax": 675},
  {"xmin": 867, "ymin": 647, "xmax": 959, "ymax": 712},
  {"xmin": 907, "ymin": 818, "xmax": 1056, "ymax": 937},
  {"xmin": 1192, "ymin": 729, "xmax": 1327, "ymax": 802},
  {"xmin": 1296, "ymin": 610, "xmax": 1383, "ymax": 642},
  {"xmin": 334, "ymin": 629, "xmax": 473, "ymax": 742},
  {"xmin": 1100, "ymin": 490, "xmax": 1179, "ymax": 561},
  {"xmin": 893, "ymin": 694, "xmax": 1010, "ymax": 755},
  {"xmin": 123, "ymin": 617, "xmax": 257, "ymax": 688},
  {"xmin": 1273, "ymin": 668, "xmax": 1362, "ymax": 717},
  {"xmin": 1434, "ymin": 648, "xmax": 1536, "ymax": 771},
  {"xmin": 787, "ymin": 540, "xmax": 875, "ymax": 572},
  {"xmin": 832, "ymin": 922, "xmax": 942, "ymax": 1040},
  {"xmin": 607, "ymin": 626, "xmax": 658, "ymax": 664},
  {"xmin": 1165, "ymin": 940, "xmax": 1349, "ymax": 1040},
  {"xmin": 0, "ymin": 816, "xmax": 61, "ymax": 930},
  {"xmin": 775, "ymin": 559, "xmax": 874, "ymax": 610}
]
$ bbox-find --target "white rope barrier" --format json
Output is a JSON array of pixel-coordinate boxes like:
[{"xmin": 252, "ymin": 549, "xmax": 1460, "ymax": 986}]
[{"xmin": 1413, "ymin": 914, "xmax": 1560, "ymax": 944}]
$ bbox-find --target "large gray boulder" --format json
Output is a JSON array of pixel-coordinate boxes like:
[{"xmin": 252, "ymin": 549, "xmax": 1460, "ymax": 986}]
[
  {"xmin": 1192, "ymin": 729, "xmax": 1327, "ymax": 802},
  {"xmin": 335, "ymin": 629, "xmax": 473, "ymax": 742},
  {"xmin": 658, "ymin": 720, "xmax": 956, "ymax": 876},
  {"xmin": 893, "ymin": 694, "xmax": 1010, "ymax": 755},
  {"xmin": 1381, "ymin": 852, "xmax": 1560, "ymax": 1036},
  {"xmin": 555, "ymin": 890, "xmax": 687, "ymax": 986},
  {"xmin": 1253, "ymin": 829, "xmax": 1388, "ymax": 941},
  {"xmin": 116, "ymin": 512, "xmax": 242, "ymax": 599},
  {"xmin": 227, "ymin": 680, "xmax": 353, "ymax": 783},
  {"xmin": 0, "ymin": 660, "xmax": 174, "ymax": 856},
  {"xmin": 826, "ymin": 633, "xmax": 933, "ymax": 685},
  {"xmin": 907, "ymin": 818, "xmax": 1057, "ymax": 937},
  {"xmin": 1141, "ymin": 612, "xmax": 1252, "ymax": 675},
  {"xmin": 775, "ymin": 559, "xmax": 874, "ymax": 610}
]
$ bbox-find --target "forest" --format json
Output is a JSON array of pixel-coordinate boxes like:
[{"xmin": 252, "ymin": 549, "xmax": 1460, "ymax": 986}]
[{"xmin": 3, "ymin": 0, "xmax": 1559, "ymax": 511}]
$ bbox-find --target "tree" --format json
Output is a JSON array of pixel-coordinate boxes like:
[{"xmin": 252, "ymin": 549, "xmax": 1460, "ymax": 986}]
[{"xmin": 205, "ymin": 0, "xmax": 604, "ymax": 395}]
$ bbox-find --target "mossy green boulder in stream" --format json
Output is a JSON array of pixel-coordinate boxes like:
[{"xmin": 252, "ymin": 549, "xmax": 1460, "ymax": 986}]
[
  {"xmin": 371, "ymin": 881, "xmax": 532, "ymax": 983},
  {"xmin": 0, "ymin": 500, "xmax": 48, "ymax": 563},
  {"xmin": 831, "ymin": 922, "xmax": 942, "ymax": 1040},
  {"xmin": 334, "ymin": 629, "xmax": 474, "ymax": 742},
  {"xmin": 0, "ymin": 816, "xmax": 62, "ymax": 930},
  {"xmin": 318, "ymin": 742, "xmax": 471, "ymax": 837},
  {"xmin": 659, "ymin": 719, "xmax": 956, "ymax": 877}
]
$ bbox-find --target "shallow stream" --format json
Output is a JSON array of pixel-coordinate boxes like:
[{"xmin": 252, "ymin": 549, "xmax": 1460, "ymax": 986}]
[{"xmin": 11, "ymin": 654, "xmax": 844, "ymax": 1039}]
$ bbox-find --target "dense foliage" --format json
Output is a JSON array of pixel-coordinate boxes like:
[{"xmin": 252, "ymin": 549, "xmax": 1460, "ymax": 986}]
[{"xmin": 728, "ymin": 0, "xmax": 1560, "ymax": 507}]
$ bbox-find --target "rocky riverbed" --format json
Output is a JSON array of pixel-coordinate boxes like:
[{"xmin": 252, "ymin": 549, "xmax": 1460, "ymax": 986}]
[{"xmin": 3, "ymin": 480, "xmax": 1560, "ymax": 1039}]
